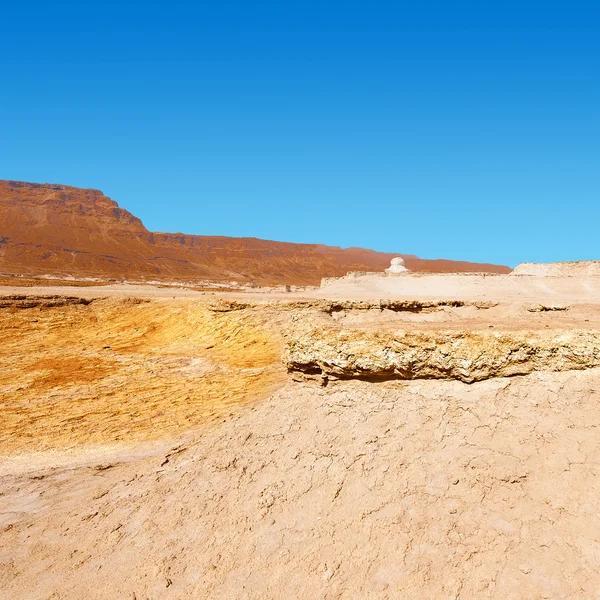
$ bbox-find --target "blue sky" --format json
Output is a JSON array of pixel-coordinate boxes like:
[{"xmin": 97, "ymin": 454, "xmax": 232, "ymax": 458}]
[{"xmin": 2, "ymin": 1, "xmax": 599, "ymax": 267}]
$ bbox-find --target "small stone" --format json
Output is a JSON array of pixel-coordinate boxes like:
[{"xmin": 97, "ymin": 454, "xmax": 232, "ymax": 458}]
[{"xmin": 519, "ymin": 565, "xmax": 531, "ymax": 574}]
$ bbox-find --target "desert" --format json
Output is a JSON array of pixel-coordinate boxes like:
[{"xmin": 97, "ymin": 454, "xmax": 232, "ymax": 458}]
[
  {"xmin": 2, "ymin": 4, "xmax": 599, "ymax": 597},
  {"xmin": 2, "ymin": 236, "xmax": 600, "ymax": 598}
]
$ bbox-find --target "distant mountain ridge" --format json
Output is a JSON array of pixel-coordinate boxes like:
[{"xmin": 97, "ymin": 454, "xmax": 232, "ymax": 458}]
[{"xmin": 0, "ymin": 180, "xmax": 511, "ymax": 285}]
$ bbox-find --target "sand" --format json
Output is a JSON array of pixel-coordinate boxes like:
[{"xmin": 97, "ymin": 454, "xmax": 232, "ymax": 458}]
[{"xmin": 2, "ymin": 274, "xmax": 600, "ymax": 599}]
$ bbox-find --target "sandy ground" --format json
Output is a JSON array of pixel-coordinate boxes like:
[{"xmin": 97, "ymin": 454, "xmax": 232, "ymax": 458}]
[
  {"xmin": 2, "ymin": 275, "xmax": 600, "ymax": 598},
  {"xmin": 2, "ymin": 269, "xmax": 600, "ymax": 303},
  {"xmin": 318, "ymin": 272, "xmax": 600, "ymax": 303}
]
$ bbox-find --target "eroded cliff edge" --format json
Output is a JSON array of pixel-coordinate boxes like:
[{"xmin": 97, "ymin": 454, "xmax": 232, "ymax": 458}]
[{"xmin": 286, "ymin": 328, "xmax": 600, "ymax": 383}]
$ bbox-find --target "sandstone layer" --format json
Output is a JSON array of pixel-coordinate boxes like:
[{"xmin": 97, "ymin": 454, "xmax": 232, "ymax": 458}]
[
  {"xmin": 0, "ymin": 180, "xmax": 510, "ymax": 286},
  {"xmin": 285, "ymin": 328, "xmax": 600, "ymax": 382}
]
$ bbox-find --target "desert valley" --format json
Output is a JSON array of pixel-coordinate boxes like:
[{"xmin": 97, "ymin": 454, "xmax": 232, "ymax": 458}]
[{"xmin": 1, "ymin": 181, "xmax": 600, "ymax": 599}]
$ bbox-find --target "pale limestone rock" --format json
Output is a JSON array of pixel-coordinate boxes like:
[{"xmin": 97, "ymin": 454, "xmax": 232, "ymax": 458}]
[
  {"xmin": 385, "ymin": 256, "xmax": 411, "ymax": 274},
  {"xmin": 511, "ymin": 261, "xmax": 600, "ymax": 277}
]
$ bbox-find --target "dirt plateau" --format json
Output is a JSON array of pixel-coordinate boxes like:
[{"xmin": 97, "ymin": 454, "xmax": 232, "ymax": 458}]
[{"xmin": 1, "ymin": 277, "xmax": 600, "ymax": 600}]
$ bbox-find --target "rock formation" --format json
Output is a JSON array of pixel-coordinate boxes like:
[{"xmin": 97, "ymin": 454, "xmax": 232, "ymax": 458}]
[
  {"xmin": 285, "ymin": 328, "xmax": 600, "ymax": 383},
  {"xmin": 0, "ymin": 180, "xmax": 511, "ymax": 285},
  {"xmin": 385, "ymin": 256, "xmax": 411, "ymax": 274}
]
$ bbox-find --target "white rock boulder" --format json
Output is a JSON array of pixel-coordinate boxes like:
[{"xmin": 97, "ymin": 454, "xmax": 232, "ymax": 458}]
[{"xmin": 385, "ymin": 257, "xmax": 411, "ymax": 275}]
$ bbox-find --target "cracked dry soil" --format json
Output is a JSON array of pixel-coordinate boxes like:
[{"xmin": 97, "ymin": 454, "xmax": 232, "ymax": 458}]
[{"xmin": 2, "ymin": 292, "xmax": 600, "ymax": 599}]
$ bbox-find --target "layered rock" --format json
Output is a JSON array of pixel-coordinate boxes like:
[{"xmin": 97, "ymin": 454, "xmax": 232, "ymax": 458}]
[
  {"xmin": 0, "ymin": 180, "xmax": 511, "ymax": 285},
  {"xmin": 284, "ymin": 328, "xmax": 600, "ymax": 382}
]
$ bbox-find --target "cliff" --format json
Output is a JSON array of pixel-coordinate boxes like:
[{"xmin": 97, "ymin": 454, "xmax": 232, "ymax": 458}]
[{"xmin": 0, "ymin": 180, "xmax": 511, "ymax": 285}]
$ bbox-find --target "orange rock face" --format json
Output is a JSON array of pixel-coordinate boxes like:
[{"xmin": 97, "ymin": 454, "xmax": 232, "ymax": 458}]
[{"xmin": 0, "ymin": 180, "xmax": 510, "ymax": 285}]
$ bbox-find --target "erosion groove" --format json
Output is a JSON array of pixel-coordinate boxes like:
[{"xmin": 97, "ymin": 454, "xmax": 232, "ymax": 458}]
[
  {"xmin": 0, "ymin": 295, "xmax": 95, "ymax": 309},
  {"xmin": 284, "ymin": 328, "xmax": 600, "ymax": 382},
  {"xmin": 206, "ymin": 298, "xmax": 496, "ymax": 314},
  {"xmin": 0, "ymin": 297, "xmax": 285, "ymax": 454},
  {"xmin": 319, "ymin": 299, "xmax": 468, "ymax": 313}
]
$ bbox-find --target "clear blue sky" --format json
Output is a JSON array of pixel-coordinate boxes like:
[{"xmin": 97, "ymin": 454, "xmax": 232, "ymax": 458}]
[{"xmin": 2, "ymin": 1, "xmax": 599, "ymax": 266}]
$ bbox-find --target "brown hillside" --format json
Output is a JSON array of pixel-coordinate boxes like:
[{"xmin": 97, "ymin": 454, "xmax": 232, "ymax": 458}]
[{"xmin": 0, "ymin": 181, "xmax": 510, "ymax": 285}]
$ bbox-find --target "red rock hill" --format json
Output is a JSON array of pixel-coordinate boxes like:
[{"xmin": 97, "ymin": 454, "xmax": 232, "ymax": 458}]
[{"xmin": 0, "ymin": 181, "xmax": 510, "ymax": 285}]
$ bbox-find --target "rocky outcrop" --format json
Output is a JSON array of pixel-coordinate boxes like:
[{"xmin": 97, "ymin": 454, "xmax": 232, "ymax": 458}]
[
  {"xmin": 0, "ymin": 180, "xmax": 511, "ymax": 285},
  {"xmin": 284, "ymin": 328, "xmax": 600, "ymax": 382},
  {"xmin": 512, "ymin": 261, "xmax": 600, "ymax": 277},
  {"xmin": 385, "ymin": 256, "xmax": 411, "ymax": 274}
]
